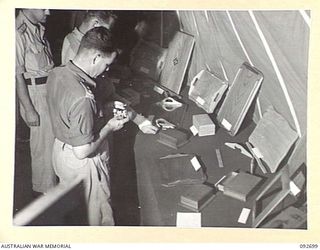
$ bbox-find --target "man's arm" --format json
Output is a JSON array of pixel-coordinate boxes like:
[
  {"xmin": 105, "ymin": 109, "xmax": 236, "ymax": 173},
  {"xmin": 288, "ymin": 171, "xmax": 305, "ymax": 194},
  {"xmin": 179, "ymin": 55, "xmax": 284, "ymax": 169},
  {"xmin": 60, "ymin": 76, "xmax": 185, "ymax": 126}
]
[
  {"xmin": 61, "ymin": 37, "xmax": 72, "ymax": 65},
  {"xmin": 16, "ymin": 74, "xmax": 40, "ymax": 126},
  {"xmin": 72, "ymin": 116, "xmax": 129, "ymax": 159}
]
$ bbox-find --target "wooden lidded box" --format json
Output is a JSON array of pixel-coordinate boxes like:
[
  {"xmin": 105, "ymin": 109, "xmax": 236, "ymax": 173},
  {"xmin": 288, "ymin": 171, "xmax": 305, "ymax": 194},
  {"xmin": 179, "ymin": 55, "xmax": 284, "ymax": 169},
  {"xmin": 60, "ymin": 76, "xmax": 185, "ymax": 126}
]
[
  {"xmin": 188, "ymin": 70, "xmax": 228, "ymax": 113},
  {"xmin": 180, "ymin": 184, "xmax": 216, "ymax": 212},
  {"xmin": 192, "ymin": 114, "xmax": 215, "ymax": 136},
  {"xmin": 157, "ymin": 128, "xmax": 190, "ymax": 149},
  {"xmin": 217, "ymin": 62, "xmax": 263, "ymax": 136}
]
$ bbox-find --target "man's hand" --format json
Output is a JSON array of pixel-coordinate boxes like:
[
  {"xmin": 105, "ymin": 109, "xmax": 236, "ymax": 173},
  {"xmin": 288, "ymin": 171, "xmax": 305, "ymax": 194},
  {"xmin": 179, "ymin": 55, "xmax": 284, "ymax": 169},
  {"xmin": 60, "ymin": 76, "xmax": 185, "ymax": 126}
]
[
  {"xmin": 106, "ymin": 116, "xmax": 130, "ymax": 132},
  {"xmin": 138, "ymin": 119, "xmax": 159, "ymax": 134},
  {"xmin": 25, "ymin": 108, "xmax": 40, "ymax": 126}
]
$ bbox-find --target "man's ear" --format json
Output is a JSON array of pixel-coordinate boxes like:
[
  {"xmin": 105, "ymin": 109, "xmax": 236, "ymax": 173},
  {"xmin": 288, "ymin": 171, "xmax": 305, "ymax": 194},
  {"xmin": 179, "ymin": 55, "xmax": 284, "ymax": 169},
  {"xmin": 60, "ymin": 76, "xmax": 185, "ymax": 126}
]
[
  {"xmin": 89, "ymin": 18, "xmax": 99, "ymax": 28},
  {"xmin": 111, "ymin": 51, "xmax": 117, "ymax": 60},
  {"xmin": 92, "ymin": 53, "xmax": 101, "ymax": 65}
]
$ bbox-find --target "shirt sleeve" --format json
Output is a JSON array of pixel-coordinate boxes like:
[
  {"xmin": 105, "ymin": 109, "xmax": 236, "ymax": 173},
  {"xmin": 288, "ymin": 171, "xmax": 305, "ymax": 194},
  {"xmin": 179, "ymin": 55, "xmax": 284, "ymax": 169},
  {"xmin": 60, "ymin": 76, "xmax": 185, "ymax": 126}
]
[
  {"xmin": 68, "ymin": 96, "xmax": 96, "ymax": 146},
  {"xmin": 61, "ymin": 37, "xmax": 71, "ymax": 65},
  {"xmin": 16, "ymin": 31, "xmax": 26, "ymax": 75}
]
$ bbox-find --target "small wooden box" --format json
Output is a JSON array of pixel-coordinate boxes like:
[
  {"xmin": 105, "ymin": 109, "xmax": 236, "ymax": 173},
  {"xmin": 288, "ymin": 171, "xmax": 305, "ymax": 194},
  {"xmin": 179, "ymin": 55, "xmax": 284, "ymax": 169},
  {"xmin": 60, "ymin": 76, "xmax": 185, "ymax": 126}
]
[
  {"xmin": 180, "ymin": 184, "xmax": 216, "ymax": 212},
  {"xmin": 223, "ymin": 172, "xmax": 262, "ymax": 202},
  {"xmin": 193, "ymin": 114, "xmax": 216, "ymax": 136},
  {"xmin": 157, "ymin": 128, "xmax": 190, "ymax": 149}
]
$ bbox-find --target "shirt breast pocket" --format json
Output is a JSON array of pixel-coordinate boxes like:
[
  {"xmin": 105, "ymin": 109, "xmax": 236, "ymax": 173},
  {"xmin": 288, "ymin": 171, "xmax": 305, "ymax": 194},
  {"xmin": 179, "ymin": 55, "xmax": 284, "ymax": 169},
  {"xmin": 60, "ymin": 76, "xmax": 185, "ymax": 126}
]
[{"xmin": 29, "ymin": 44, "xmax": 50, "ymax": 70}]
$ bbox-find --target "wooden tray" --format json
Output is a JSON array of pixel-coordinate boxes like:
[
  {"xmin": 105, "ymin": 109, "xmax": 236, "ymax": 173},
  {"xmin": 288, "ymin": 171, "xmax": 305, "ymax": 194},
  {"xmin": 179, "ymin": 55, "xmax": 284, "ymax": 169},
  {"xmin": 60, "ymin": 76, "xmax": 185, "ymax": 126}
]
[
  {"xmin": 217, "ymin": 62, "xmax": 263, "ymax": 136},
  {"xmin": 188, "ymin": 70, "xmax": 228, "ymax": 113}
]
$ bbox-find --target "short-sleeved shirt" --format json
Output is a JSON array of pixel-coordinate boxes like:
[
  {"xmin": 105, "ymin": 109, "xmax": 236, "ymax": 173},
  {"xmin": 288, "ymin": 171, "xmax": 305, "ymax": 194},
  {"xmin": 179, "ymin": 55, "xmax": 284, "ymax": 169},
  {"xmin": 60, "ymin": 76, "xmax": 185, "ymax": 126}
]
[
  {"xmin": 16, "ymin": 11, "xmax": 54, "ymax": 78},
  {"xmin": 61, "ymin": 27, "xmax": 83, "ymax": 65},
  {"xmin": 46, "ymin": 61, "xmax": 99, "ymax": 146}
]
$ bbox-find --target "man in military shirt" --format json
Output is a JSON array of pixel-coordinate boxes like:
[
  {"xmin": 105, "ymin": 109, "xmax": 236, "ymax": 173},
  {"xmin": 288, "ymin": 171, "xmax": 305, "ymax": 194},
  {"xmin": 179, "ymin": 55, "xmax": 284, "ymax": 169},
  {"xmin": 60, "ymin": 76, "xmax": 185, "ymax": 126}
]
[
  {"xmin": 16, "ymin": 9, "xmax": 57, "ymax": 194},
  {"xmin": 61, "ymin": 10, "xmax": 158, "ymax": 134},
  {"xmin": 47, "ymin": 27, "xmax": 130, "ymax": 225},
  {"xmin": 61, "ymin": 10, "xmax": 117, "ymax": 65}
]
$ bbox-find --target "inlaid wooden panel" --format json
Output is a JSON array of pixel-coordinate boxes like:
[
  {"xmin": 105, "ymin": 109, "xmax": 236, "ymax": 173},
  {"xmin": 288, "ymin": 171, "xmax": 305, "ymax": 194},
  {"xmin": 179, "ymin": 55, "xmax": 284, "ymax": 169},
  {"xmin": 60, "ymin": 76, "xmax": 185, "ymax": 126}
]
[{"xmin": 159, "ymin": 31, "xmax": 195, "ymax": 95}]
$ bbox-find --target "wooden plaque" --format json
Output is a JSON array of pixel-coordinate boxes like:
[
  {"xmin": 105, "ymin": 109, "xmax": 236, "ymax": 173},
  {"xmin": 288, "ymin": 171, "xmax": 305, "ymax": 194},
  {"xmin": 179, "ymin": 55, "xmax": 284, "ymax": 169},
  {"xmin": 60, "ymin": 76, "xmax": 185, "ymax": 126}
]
[
  {"xmin": 217, "ymin": 62, "xmax": 264, "ymax": 136},
  {"xmin": 159, "ymin": 31, "xmax": 195, "ymax": 95}
]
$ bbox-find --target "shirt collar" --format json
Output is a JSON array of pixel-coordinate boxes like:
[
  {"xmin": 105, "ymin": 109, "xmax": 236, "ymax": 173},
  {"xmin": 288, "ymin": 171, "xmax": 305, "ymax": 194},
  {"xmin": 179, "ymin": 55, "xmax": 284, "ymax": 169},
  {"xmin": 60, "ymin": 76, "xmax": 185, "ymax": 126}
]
[
  {"xmin": 20, "ymin": 10, "xmax": 45, "ymax": 34},
  {"xmin": 66, "ymin": 61, "xmax": 96, "ymax": 88},
  {"xmin": 73, "ymin": 27, "xmax": 84, "ymax": 41}
]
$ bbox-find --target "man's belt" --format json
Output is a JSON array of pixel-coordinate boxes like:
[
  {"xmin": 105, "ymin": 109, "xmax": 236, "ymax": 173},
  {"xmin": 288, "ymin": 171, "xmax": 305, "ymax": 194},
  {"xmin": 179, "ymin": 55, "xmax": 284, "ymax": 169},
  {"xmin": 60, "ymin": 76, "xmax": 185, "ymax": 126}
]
[{"xmin": 25, "ymin": 76, "xmax": 48, "ymax": 85}]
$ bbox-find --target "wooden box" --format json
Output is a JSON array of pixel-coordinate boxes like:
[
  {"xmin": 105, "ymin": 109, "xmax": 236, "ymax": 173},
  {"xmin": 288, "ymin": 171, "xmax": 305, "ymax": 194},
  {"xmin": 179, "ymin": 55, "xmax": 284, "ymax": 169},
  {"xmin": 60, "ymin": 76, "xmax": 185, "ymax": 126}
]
[
  {"xmin": 130, "ymin": 39, "xmax": 165, "ymax": 81},
  {"xmin": 188, "ymin": 70, "xmax": 228, "ymax": 113},
  {"xmin": 159, "ymin": 31, "xmax": 195, "ymax": 95},
  {"xmin": 247, "ymin": 107, "xmax": 298, "ymax": 173},
  {"xmin": 159, "ymin": 154, "xmax": 207, "ymax": 187},
  {"xmin": 180, "ymin": 184, "xmax": 216, "ymax": 212},
  {"xmin": 157, "ymin": 128, "xmax": 190, "ymax": 149},
  {"xmin": 192, "ymin": 114, "xmax": 215, "ymax": 136},
  {"xmin": 217, "ymin": 62, "xmax": 264, "ymax": 136},
  {"xmin": 223, "ymin": 171, "xmax": 262, "ymax": 202}
]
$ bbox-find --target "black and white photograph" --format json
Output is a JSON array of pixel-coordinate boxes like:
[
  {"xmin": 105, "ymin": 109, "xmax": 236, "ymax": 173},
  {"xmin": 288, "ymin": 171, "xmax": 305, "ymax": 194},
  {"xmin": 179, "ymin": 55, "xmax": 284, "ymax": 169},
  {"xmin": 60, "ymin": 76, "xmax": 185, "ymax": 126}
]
[{"xmin": 11, "ymin": 8, "xmax": 309, "ymax": 229}]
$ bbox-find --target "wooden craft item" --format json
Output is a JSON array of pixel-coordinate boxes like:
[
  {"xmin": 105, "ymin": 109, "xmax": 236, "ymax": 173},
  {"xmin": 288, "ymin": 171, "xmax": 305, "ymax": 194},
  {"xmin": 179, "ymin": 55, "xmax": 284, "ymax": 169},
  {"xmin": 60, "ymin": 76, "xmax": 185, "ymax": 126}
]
[
  {"xmin": 130, "ymin": 39, "xmax": 165, "ymax": 81},
  {"xmin": 217, "ymin": 62, "xmax": 264, "ymax": 136},
  {"xmin": 157, "ymin": 128, "xmax": 190, "ymax": 149},
  {"xmin": 192, "ymin": 114, "xmax": 216, "ymax": 136},
  {"xmin": 159, "ymin": 31, "xmax": 195, "ymax": 95},
  {"xmin": 180, "ymin": 184, "xmax": 216, "ymax": 212},
  {"xmin": 159, "ymin": 154, "xmax": 207, "ymax": 187},
  {"xmin": 223, "ymin": 171, "xmax": 263, "ymax": 202},
  {"xmin": 188, "ymin": 70, "xmax": 228, "ymax": 113},
  {"xmin": 248, "ymin": 107, "xmax": 298, "ymax": 173},
  {"xmin": 215, "ymin": 171, "xmax": 238, "ymax": 192}
]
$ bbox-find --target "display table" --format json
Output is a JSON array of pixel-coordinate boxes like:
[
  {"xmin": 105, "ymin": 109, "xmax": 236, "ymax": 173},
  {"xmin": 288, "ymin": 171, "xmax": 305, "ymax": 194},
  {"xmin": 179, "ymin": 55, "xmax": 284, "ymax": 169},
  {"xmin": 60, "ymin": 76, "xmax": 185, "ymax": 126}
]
[{"xmin": 133, "ymin": 89, "xmax": 268, "ymax": 227}]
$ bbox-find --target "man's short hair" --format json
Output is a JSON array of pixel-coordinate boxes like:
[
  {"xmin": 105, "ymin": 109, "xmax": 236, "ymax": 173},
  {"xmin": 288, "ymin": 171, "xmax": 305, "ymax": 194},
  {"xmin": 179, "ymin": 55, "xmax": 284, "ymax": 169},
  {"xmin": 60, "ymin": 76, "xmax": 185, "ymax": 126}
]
[
  {"xmin": 78, "ymin": 26, "xmax": 116, "ymax": 56},
  {"xmin": 83, "ymin": 10, "xmax": 117, "ymax": 24}
]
